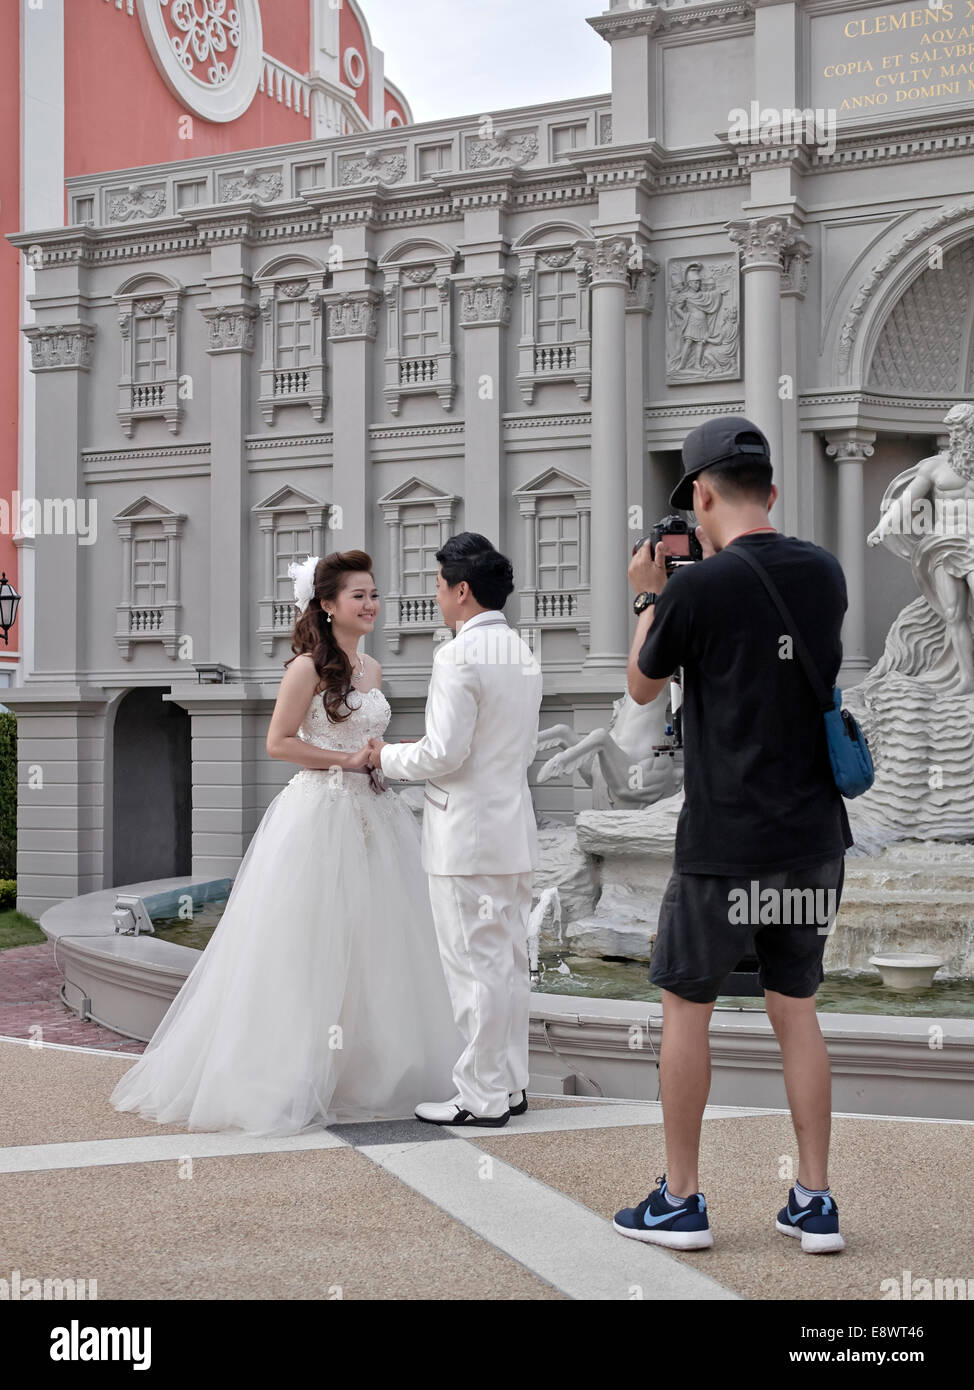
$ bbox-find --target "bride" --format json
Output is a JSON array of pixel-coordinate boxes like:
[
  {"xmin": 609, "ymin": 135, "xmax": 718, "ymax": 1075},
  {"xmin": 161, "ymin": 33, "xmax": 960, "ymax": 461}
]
[{"xmin": 110, "ymin": 549, "xmax": 463, "ymax": 1136}]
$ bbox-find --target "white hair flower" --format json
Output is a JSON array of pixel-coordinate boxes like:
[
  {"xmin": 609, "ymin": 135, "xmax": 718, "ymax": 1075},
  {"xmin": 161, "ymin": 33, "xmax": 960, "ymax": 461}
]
[{"xmin": 288, "ymin": 555, "xmax": 320, "ymax": 614}]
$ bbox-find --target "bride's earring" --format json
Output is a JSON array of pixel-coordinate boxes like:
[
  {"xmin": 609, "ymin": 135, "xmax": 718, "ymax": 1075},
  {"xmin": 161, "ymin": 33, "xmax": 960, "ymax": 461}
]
[{"xmin": 324, "ymin": 610, "xmax": 332, "ymax": 624}]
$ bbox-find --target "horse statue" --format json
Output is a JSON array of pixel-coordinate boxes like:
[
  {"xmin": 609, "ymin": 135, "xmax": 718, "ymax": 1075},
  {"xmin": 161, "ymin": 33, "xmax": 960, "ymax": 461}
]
[{"xmin": 535, "ymin": 687, "xmax": 683, "ymax": 809}]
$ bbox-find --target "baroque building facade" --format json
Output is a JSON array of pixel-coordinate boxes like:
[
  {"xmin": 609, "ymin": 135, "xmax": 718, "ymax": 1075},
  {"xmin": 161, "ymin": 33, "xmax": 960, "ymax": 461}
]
[
  {"xmin": 8, "ymin": 0, "xmax": 974, "ymax": 914},
  {"xmin": 1, "ymin": 0, "xmax": 409, "ymax": 686}
]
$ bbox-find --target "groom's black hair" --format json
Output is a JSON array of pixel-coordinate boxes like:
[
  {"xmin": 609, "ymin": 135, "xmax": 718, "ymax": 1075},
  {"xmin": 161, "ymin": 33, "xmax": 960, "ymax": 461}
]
[{"xmin": 436, "ymin": 532, "xmax": 514, "ymax": 610}]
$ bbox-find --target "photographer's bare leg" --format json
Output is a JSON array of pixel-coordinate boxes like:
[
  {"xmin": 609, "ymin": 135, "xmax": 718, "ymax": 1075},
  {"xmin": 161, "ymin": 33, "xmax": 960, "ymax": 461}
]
[
  {"xmin": 659, "ymin": 989, "xmax": 715, "ymax": 1196},
  {"xmin": 764, "ymin": 990, "xmax": 831, "ymax": 1190}
]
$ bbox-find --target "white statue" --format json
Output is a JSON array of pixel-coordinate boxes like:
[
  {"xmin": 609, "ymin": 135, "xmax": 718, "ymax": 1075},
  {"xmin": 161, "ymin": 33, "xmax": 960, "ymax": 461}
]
[
  {"xmin": 867, "ymin": 403, "xmax": 974, "ymax": 692},
  {"xmin": 535, "ymin": 688, "xmax": 683, "ymax": 808}
]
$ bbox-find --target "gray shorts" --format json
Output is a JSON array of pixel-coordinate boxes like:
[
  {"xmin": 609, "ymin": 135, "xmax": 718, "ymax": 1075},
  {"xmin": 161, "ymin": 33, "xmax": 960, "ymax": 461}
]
[{"xmin": 649, "ymin": 856, "xmax": 845, "ymax": 1004}]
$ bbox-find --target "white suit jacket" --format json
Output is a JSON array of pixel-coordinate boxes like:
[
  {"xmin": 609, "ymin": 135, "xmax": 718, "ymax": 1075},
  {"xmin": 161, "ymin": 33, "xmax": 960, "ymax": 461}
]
[{"xmin": 379, "ymin": 610, "xmax": 543, "ymax": 876}]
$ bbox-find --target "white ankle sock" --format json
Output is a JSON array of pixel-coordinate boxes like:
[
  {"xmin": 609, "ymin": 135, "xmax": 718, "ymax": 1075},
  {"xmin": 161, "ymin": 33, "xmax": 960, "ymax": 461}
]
[{"xmin": 794, "ymin": 1181, "xmax": 830, "ymax": 1208}]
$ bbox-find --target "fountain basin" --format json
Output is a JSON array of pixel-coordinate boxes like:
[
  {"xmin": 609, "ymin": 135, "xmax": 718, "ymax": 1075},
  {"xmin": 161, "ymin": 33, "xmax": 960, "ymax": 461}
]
[
  {"xmin": 869, "ymin": 953, "xmax": 944, "ymax": 991},
  {"xmin": 37, "ymin": 876, "xmax": 974, "ymax": 1121}
]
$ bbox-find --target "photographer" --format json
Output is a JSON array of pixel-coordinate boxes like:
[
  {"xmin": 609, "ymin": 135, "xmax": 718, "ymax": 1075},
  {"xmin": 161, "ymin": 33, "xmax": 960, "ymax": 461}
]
[{"xmin": 613, "ymin": 416, "xmax": 854, "ymax": 1255}]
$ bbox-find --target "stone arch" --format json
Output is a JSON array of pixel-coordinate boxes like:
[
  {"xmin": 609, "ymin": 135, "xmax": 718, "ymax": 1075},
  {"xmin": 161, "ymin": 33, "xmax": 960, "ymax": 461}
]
[
  {"xmin": 378, "ymin": 237, "xmax": 457, "ymax": 267},
  {"xmin": 253, "ymin": 252, "xmax": 328, "ymax": 281},
  {"xmin": 829, "ymin": 202, "xmax": 974, "ymax": 389},
  {"xmin": 867, "ymin": 239, "xmax": 974, "ymax": 396},
  {"xmin": 511, "ymin": 220, "xmax": 593, "ymax": 251},
  {"xmin": 113, "ymin": 271, "xmax": 183, "ymax": 298}
]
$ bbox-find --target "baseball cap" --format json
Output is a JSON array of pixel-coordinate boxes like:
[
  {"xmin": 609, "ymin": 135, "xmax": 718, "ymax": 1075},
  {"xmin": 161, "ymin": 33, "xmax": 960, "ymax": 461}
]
[{"xmin": 670, "ymin": 416, "xmax": 773, "ymax": 510}]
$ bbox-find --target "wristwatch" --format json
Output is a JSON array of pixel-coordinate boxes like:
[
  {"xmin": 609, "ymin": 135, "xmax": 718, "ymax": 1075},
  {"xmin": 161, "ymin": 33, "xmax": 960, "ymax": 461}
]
[{"xmin": 633, "ymin": 591, "xmax": 658, "ymax": 616}]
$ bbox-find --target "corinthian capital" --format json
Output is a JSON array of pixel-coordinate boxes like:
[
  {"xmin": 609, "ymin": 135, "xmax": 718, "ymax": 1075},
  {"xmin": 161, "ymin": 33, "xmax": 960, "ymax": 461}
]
[
  {"xmin": 726, "ymin": 216, "xmax": 799, "ymax": 270},
  {"xmin": 781, "ymin": 238, "xmax": 813, "ymax": 299},
  {"xmin": 573, "ymin": 236, "xmax": 632, "ymax": 287}
]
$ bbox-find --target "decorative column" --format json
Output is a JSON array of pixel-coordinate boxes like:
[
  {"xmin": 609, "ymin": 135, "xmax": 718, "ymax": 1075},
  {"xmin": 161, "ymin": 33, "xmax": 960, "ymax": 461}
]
[
  {"xmin": 825, "ymin": 430, "xmax": 875, "ymax": 683},
  {"xmin": 21, "ymin": 320, "xmax": 96, "ymax": 677},
  {"xmin": 457, "ymin": 272, "xmax": 514, "ymax": 550},
  {"xmin": 779, "ymin": 237, "xmax": 812, "ymax": 535},
  {"xmin": 192, "ymin": 286, "xmax": 261, "ymax": 876},
  {"xmin": 625, "ymin": 249, "xmax": 658, "ymax": 570},
  {"xmin": 200, "ymin": 296, "xmax": 258, "ymax": 674},
  {"xmin": 8, "ymin": 298, "xmax": 108, "ymax": 913},
  {"xmin": 325, "ymin": 287, "xmax": 381, "ymax": 562},
  {"xmin": 575, "ymin": 235, "xmax": 630, "ymax": 671},
  {"xmin": 727, "ymin": 216, "xmax": 799, "ymax": 522}
]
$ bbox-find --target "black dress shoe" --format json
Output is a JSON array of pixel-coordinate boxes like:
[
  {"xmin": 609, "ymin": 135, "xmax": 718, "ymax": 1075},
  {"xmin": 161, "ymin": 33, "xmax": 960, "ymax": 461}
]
[{"xmin": 509, "ymin": 1090, "xmax": 528, "ymax": 1116}]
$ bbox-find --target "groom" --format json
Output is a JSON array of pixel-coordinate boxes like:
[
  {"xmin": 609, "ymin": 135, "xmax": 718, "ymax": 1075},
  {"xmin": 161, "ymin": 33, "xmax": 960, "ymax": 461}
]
[{"xmin": 367, "ymin": 533, "xmax": 544, "ymax": 1127}]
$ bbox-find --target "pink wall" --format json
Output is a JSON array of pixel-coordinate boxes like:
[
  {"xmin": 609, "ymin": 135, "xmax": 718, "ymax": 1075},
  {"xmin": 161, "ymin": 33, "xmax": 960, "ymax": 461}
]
[
  {"xmin": 63, "ymin": 0, "xmax": 312, "ymax": 190},
  {"xmin": 340, "ymin": 2, "xmax": 372, "ymax": 122},
  {"xmin": 385, "ymin": 89, "xmax": 407, "ymax": 127}
]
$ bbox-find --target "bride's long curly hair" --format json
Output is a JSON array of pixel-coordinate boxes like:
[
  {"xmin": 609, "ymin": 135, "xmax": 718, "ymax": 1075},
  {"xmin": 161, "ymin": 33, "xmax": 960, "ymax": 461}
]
[{"xmin": 285, "ymin": 549, "xmax": 375, "ymax": 724}]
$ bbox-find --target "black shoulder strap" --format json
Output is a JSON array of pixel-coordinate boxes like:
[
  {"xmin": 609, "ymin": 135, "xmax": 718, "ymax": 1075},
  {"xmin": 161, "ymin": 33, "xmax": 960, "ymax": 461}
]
[{"xmin": 725, "ymin": 544, "xmax": 834, "ymax": 711}]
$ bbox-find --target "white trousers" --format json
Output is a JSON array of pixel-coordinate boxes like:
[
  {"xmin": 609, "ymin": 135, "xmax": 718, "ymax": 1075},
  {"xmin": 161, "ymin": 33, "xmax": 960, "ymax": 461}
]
[{"xmin": 426, "ymin": 871, "xmax": 534, "ymax": 1118}]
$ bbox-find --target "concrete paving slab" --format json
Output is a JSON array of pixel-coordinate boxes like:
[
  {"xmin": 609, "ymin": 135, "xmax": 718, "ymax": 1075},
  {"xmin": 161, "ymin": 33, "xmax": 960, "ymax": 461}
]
[
  {"xmin": 471, "ymin": 1113, "xmax": 974, "ymax": 1300},
  {"xmin": 0, "ymin": 1148, "xmax": 564, "ymax": 1301},
  {"xmin": 358, "ymin": 1136, "xmax": 738, "ymax": 1301}
]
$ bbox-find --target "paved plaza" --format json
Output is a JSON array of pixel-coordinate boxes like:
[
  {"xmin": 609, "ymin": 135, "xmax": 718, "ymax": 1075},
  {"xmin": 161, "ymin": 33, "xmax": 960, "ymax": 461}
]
[{"xmin": 1, "ymin": 1034, "xmax": 970, "ymax": 1302}]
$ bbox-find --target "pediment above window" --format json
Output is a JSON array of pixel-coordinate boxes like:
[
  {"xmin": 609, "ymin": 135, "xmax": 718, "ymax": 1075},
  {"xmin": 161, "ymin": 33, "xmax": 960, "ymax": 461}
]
[
  {"xmin": 378, "ymin": 476, "xmax": 456, "ymax": 509},
  {"xmin": 514, "ymin": 467, "xmax": 590, "ymax": 503},
  {"xmin": 252, "ymin": 485, "xmax": 329, "ymax": 517},
  {"xmin": 112, "ymin": 495, "xmax": 186, "ymax": 528}
]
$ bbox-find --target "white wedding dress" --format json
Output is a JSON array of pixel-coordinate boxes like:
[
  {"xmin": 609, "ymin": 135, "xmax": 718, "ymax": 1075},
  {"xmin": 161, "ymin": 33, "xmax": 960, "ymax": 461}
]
[{"xmin": 110, "ymin": 686, "xmax": 464, "ymax": 1135}]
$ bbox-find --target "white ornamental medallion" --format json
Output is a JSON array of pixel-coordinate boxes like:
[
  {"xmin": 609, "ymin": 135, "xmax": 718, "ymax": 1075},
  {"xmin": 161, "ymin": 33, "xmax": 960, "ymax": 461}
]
[{"xmin": 137, "ymin": 0, "xmax": 263, "ymax": 123}]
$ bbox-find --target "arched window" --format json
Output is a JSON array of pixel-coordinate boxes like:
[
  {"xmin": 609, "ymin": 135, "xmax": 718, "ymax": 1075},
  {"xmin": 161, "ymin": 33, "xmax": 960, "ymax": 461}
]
[
  {"xmin": 254, "ymin": 257, "xmax": 330, "ymax": 425},
  {"xmin": 113, "ymin": 275, "xmax": 183, "ymax": 437},
  {"xmin": 379, "ymin": 241, "xmax": 458, "ymax": 415},
  {"xmin": 513, "ymin": 227, "xmax": 593, "ymax": 406}
]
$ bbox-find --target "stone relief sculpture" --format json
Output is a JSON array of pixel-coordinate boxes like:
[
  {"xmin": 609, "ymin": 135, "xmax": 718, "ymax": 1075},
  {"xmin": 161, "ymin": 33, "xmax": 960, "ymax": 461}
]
[
  {"xmin": 665, "ymin": 256, "xmax": 739, "ymax": 382},
  {"xmin": 535, "ymin": 689, "xmax": 683, "ymax": 809},
  {"xmin": 464, "ymin": 128, "xmax": 539, "ymax": 169}
]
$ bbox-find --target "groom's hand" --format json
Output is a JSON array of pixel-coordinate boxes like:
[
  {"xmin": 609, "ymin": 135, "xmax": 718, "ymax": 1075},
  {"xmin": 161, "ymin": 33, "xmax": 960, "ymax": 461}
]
[{"xmin": 366, "ymin": 737, "xmax": 386, "ymax": 768}]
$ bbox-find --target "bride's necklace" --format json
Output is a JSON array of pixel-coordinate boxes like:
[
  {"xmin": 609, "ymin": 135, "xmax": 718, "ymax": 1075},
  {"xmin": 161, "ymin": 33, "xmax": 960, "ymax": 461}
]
[{"xmin": 350, "ymin": 650, "xmax": 366, "ymax": 683}]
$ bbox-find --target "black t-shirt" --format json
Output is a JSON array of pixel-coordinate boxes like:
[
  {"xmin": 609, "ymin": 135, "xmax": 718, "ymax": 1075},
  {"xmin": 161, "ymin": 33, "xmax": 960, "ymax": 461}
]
[{"xmin": 637, "ymin": 531, "xmax": 854, "ymax": 875}]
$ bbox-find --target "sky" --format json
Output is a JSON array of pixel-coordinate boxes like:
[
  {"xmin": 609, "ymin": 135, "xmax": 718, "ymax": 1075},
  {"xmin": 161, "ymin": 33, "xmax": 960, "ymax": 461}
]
[{"xmin": 360, "ymin": 0, "xmax": 613, "ymax": 125}]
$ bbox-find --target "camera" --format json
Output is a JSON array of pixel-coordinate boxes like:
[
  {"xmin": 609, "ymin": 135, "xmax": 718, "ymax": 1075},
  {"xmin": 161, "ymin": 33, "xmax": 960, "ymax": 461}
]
[{"xmin": 633, "ymin": 514, "xmax": 704, "ymax": 575}]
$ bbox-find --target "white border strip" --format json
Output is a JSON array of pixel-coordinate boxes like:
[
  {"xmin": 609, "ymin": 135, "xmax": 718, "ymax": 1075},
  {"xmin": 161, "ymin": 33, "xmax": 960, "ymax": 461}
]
[
  {"xmin": 0, "ymin": 1128, "xmax": 348, "ymax": 1174},
  {"xmin": 358, "ymin": 1137, "xmax": 739, "ymax": 1302},
  {"xmin": 0, "ymin": 1034, "xmax": 144, "ymax": 1059}
]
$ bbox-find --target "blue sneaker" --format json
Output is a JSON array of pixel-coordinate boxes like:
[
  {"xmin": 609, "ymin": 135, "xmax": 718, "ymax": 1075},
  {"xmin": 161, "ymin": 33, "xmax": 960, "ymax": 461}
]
[
  {"xmin": 776, "ymin": 1188, "xmax": 845, "ymax": 1254},
  {"xmin": 613, "ymin": 1174, "xmax": 714, "ymax": 1249}
]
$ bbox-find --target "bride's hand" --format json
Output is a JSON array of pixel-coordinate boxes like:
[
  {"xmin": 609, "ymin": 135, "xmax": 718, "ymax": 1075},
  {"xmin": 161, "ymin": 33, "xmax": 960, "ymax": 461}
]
[{"xmin": 346, "ymin": 744, "xmax": 373, "ymax": 771}]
